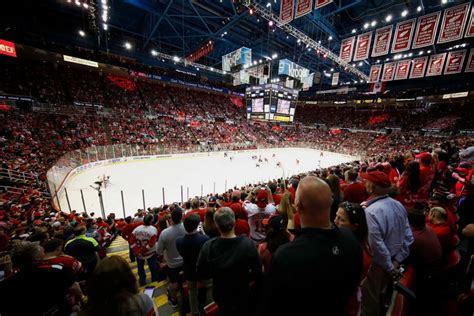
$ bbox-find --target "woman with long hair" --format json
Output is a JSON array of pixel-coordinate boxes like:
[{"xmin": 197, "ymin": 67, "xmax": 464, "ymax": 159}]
[
  {"xmin": 257, "ymin": 215, "xmax": 291, "ymax": 273},
  {"xmin": 81, "ymin": 255, "xmax": 158, "ymax": 316},
  {"xmin": 277, "ymin": 191, "xmax": 295, "ymax": 229},
  {"xmin": 203, "ymin": 208, "xmax": 219, "ymax": 239},
  {"xmin": 326, "ymin": 174, "xmax": 343, "ymax": 222},
  {"xmin": 334, "ymin": 202, "xmax": 371, "ymax": 316},
  {"xmin": 397, "ymin": 160, "xmax": 422, "ymax": 208}
]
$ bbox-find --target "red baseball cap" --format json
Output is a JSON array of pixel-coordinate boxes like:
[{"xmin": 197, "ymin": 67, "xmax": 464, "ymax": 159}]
[
  {"xmin": 415, "ymin": 152, "xmax": 432, "ymax": 164},
  {"xmin": 256, "ymin": 190, "xmax": 269, "ymax": 208},
  {"xmin": 361, "ymin": 171, "xmax": 391, "ymax": 188}
]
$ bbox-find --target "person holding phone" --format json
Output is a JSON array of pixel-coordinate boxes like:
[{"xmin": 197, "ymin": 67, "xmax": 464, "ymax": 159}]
[{"xmin": 81, "ymin": 255, "xmax": 158, "ymax": 316}]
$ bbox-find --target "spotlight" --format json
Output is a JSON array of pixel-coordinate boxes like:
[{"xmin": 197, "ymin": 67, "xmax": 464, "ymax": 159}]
[
  {"xmin": 371, "ymin": 20, "xmax": 377, "ymax": 27},
  {"xmin": 401, "ymin": 10, "xmax": 408, "ymax": 17},
  {"xmin": 364, "ymin": 23, "xmax": 369, "ymax": 29},
  {"xmin": 78, "ymin": 30, "xmax": 85, "ymax": 37},
  {"xmin": 124, "ymin": 42, "xmax": 132, "ymax": 50},
  {"xmin": 151, "ymin": 50, "xmax": 157, "ymax": 56},
  {"xmin": 385, "ymin": 15, "xmax": 392, "ymax": 22},
  {"xmin": 268, "ymin": 20, "xmax": 274, "ymax": 27},
  {"xmin": 351, "ymin": 29, "xmax": 356, "ymax": 34},
  {"xmin": 417, "ymin": 6, "xmax": 422, "ymax": 12}
]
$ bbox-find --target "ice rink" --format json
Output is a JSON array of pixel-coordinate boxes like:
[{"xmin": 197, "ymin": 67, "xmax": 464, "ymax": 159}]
[{"xmin": 58, "ymin": 148, "xmax": 357, "ymax": 217}]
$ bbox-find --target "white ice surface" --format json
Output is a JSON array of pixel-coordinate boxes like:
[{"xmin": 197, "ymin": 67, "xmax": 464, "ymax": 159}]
[{"xmin": 59, "ymin": 148, "xmax": 357, "ymax": 217}]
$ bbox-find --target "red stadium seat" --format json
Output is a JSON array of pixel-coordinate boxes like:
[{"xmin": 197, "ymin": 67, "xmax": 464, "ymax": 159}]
[{"xmin": 204, "ymin": 302, "xmax": 219, "ymax": 316}]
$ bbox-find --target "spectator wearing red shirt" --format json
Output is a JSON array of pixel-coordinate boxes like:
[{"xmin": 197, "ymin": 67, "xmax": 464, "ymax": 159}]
[
  {"xmin": 41, "ymin": 238, "xmax": 83, "ymax": 276},
  {"xmin": 268, "ymin": 183, "xmax": 282, "ymax": 205},
  {"xmin": 121, "ymin": 216, "xmax": 142, "ymax": 263},
  {"xmin": 427, "ymin": 207, "xmax": 457, "ymax": 254},
  {"xmin": 343, "ymin": 169, "xmax": 368, "ymax": 204},
  {"xmin": 397, "ymin": 161, "xmax": 422, "ymax": 209},
  {"xmin": 186, "ymin": 198, "xmax": 207, "ymax": 222},
  {"xmin": 258, "ymin": 215, "xmax": 291, "ymax": 273},
  {"xmin": 416, "ymin": 152, "xmax": 435, "ymax": 201}
]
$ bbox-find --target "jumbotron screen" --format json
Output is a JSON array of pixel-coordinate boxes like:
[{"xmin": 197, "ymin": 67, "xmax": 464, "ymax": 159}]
[{"xmin": 245, "ymin": 84, "xmax": 298, "ymax": 122}]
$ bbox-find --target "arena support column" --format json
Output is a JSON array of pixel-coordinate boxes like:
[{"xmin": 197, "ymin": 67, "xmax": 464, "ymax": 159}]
[
  {"xmin": 80, "ymin": 189, "xmax": 87, "ymax": 215},
  {"xmin": 121, "ymin": 190, "xmax": 126, "ymax": 219}
]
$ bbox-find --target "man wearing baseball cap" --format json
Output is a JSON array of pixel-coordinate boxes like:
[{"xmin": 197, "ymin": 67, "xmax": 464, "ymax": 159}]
[
  {"xmin": 360, "ymin": 171, "xmax": 413, "ymax": 316},
  {"xmin": 243, "ymin": 188, "xmax": 276, "ymax": 243}
]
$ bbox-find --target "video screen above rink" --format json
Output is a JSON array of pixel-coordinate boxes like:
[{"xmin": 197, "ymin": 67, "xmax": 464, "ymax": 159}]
[{"xmin": 245, "ymin": 84, "xmax": 299, "ymax": 122}]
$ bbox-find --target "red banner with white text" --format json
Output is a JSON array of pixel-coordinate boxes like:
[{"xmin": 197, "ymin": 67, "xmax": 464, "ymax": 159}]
[
  {"xmin": 438, "ymin": 2, "xmax": 471, "ymax": 44},
  {"xmin": 412, "ymin": 11, "xmax": 441, "ymax": 49},
  {"xmin": 340, "ymin": 37, "xmax": 355, "ymax": 62},
  {"xmin": 368, "ymin": 64, "xmax": 382, "ymax": 83},
  {"xmin": 426, "ymin": 53, "xmax": 447, "ymax": 77},
  {"xmin": 409, "ymin": 56, "xmax": 428, "ymax": 79},
  {"xmin": 315, "ymin": 0, "xmax": 332, "ymax": 9},
  {"xmin": 444, "ymin": 50, "xmax": 467, "ymax": 75},
  {"xmin": 354, "ymin": 32, "xmax": 372, "ymax": 61},
  {"xmin": 382, "ymin": 62, "xmax": 396, "ymax": 82},
  {"xmin": 391, "ymin": 19, "xmax": 416, "ymax": 53},
  {"xmin": 394, "ymin": 60, "xmax": 411, "ymax": 80},
  {"xmin": 295, "ymin": 0, "xmax": 313, "ymax": 18},
  {"xmin": 0, "ymin": 39, "xmax": 17, "ymax": 58},
  {"xmin": 280, "ymin": 0, "xmax": 294, "ymax": 24},
  {"xmin": 465, "ymin": 6, "xmax": 474, "ymax": 37},
  {"xmin": 465, "ymin": 49, "xmax": 474, "ymax": 73},
  {"xmin": 371, "ymin": 25, "xmax": 393, "ymax": 57}
]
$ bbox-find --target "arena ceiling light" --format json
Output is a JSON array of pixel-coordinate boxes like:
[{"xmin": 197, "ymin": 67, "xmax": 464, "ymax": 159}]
[
  {"xmin": 371, "ymin": 20, "xmax": 377, "ymax": 27},
  {"xmin": 241, "ymin": 0, "xmax": 368, "ymax": 81},
  {"xmin": 419, "ymin": 51, "xmax": 424, "ymax": 55},
  {"xmin": 385, "ymin": 15, "xmax": 392, "ymax": 23},
  {"xmin": 441, "ymin": 0, "xmax": 447, "ymax": 4},
  {"xmin": 271, "ymin": 53, "xmax": 278, "ymax": 59},
  {"xmin": 151, "ymin": 50, "xmax": 157, "ymax": 56},
  {"xmin": 173, "ymin": 56, "xmax": 180, "ymax": 62},
  {"xmin": 103, "ymin": 23, "xmax": 108, "ymax": 30},
  {"xmin": 401, "ymin": 10, "xmax": 408, "ymax": 17},
  {"xmin": 417, "ymin": 6, "xmax": 422, "ymax": 12},
  {"xmin": 358, "ymin": 61, "xmax": 363, "ymax": 66},
  {"xmin": 427, "ymin": 50, "xmax": 431, "ymax": 54},
  {"xmin": 78, "ymin": 30, "xmax": 85, "ymax": 37},
  {"xmin": 363, "ymin": 23, "xmax": 369, "ymax": 29},
  {"xmin": 328, "ymin": 36, "xmax": 333, "ymax": 41},
  {"xmin": 351, "ymin": 29, "xmax": 357, "ymax": 34},
  {"xmin": 124, "ymin": 42, "xmax": 132, "ymax": 50}
]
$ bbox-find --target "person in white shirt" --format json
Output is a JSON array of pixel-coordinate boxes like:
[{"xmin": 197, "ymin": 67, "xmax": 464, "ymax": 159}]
[
  {"xmin": 244, "ymin": 189, "xmax": 276, "ymax": 243},
  {"xmin": 130, "ymin": 214, "xmax": 159, "ymax": 286}
]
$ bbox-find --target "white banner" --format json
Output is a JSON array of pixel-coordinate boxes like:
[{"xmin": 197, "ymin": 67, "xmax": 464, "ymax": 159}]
[
  {"xmin": 372, "ymin": 25, "xmax": 393, "ymax": 57},
  {"xmin": 280, "ymin": 0, "xmax": 295, "ymax": 24},
  {"xmin": 394, "ymin": 60, "xmax": 411, "ymax": 80},
  {"xmin": 354, "ymin": 32, "xmax": 372, "ymax": 61},
  {"xmin": 466, "ymin": 49, "xmax": 474, "ymax": 73},
  {"xmin": 444, "ymin": 50, "xmax": 467, "ymax": 75},
  {"xmin": 409, "ymin": 56, "xmax": 428, "ymax": 78},
  {"xmin": 438, "ymin": 2, "xmax": 471, "ymax": 43},
  {"xmin": 382, "ymin": 62, "xmax": 396, "ymax": 82},
  {"xmin": 340, "ymin": 37, "xmax": 355, "ymax": 62},
  {"xmin": 368, "ymin": 64, "xmax": 382, "ymax": 83},
  {"xmin": 412, "ymin": 11, "xmax": 441, "ymax": 49},
  {"xmin": 426, "ymin": 53, "xmax": 447, "ymax": 77},
  {"xmin": 391, "ymin": 18, "xmax": 416, "ymax": 53},
  {"xmin": 295, "ymin": 0, "xmax": 313, "ymax": 18},
  {"xmin": 63, "ymin": 55, "xmax": 98, "ymax": 68}
]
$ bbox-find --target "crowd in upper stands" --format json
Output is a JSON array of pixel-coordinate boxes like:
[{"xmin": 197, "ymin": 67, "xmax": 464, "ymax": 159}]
[{"xmin": 0, "ymin": 56, "xmax": 473, "ymax": 316}]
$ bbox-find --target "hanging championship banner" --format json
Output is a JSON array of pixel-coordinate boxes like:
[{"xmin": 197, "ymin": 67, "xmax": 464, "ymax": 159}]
[
  {"xmin": 426, "ymin": 53, "xmax": 447, "ymax": 76},
  {"xmin": 444, "ymin": 50, "xmax": 467, "ymax": 75},
  {"xmin": 391, "ymin": 19, "xmax": 416, "ymax": 53},
  {"xmin": 410, "ymin": 56, "xmax": 428, "ymax": 78},
  {"xmin": 382, "ymin": 62, "xmax": 396, "ymax": 82},
  {"xmin": 371, "ymin": 25, "xmax": 393, "ymax": 57},
  {"xmin": 438, "ymin": 2, "xmax": 471, "ymax": 44},
  {"xmin": 465, "ymin": 6, "xmax": 474, "ymax": 37},
  {"xmin": 412, "ymin": 11, "xmax": 441, "ymax": 49},
  {"xmin": 280, "ymin": 0, "xmax": 295, "ymax": 25},
  {"xmin": 465, "ymin": 49, "xmax": 474, "ymax": 72},
  {"xmin": 354, "ymin": 32, "xmax": 372, "ymax": 61},
  {"xmin": 340, "ymin": 37, "xmax": 355, "ymax": 62},
  {"xmin": 394, "ymin": 60, "xmax": 411, "ymax": 80},
  {"xmin": 295, "ymin": 0, "xmax": 313, "ymax": 18},
  {"xmin": 368, "ymin": 64, "xmax": 382, "ymax": 83},
  {"xmin": 315, "ymin": 0, "xmax": 333, "ymax": 9}
]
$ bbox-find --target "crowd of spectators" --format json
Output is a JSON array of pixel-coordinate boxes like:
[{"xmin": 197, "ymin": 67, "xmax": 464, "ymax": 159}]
[{"xmin": 0, "ymin": 57, "xmax": 474, "ymax": 316}]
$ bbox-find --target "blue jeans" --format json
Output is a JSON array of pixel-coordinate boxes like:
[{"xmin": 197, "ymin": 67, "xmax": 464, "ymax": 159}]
[{"xmin": 136, "ymin": 254, "xmax": 159, "ymax": 286}]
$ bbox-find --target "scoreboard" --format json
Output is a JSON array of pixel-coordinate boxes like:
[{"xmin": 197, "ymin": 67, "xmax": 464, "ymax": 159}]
[{"xmin": 245, "ymin": 84, "xmax": 299, "ymax": 122}]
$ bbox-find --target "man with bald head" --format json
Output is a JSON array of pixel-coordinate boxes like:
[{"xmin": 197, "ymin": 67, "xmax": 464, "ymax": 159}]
[{"xmin": 261, "ymin": 176, "xmax": 362, "ymax": 316}]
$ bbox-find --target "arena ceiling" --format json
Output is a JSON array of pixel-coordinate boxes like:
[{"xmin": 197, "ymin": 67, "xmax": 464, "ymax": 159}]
[{"xmin": 2, "ymin": 0, "xmax": 473, "ymax": 85}]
